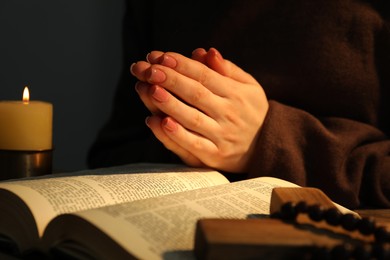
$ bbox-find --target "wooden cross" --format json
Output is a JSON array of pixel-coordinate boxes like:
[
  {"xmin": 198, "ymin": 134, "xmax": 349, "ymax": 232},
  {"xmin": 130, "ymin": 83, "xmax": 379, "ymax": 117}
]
[{"xmin": 194, "ymin": 187, "xmax": 373, "ymax": 259}]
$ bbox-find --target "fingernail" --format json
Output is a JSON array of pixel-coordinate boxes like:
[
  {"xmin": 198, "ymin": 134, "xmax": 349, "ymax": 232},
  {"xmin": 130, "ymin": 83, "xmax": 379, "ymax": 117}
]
[
  {"xmin": 209, "ymin": 48, "xmax": 223, "ymax": 60},
  {"xmin": 192, "ymin": 48, "xmax": 206, "ymax": 55},
  {"xmin": 151, "ymin": 85, "xmax": 169, "ymax": 102},
  {"xmin": 160, "ymin": 54, "xmax": 177, "ymax": 68},
  {"xmin": 135, "ymin": 81, "xmax": 148, "ymax": 94},
  {"xmin": 146, "ymin": 53, "xmax": 151, "ymax": 63},
  {"xmin": 130, "ymin": 62, "xmax": 136, "ymax": 75},
  {"xmin": 148, "ymin": 67, "xmax": 166, "ymax": 83},
  {"xmin": 162, "ymin": 117, "xmax": 177, "ymax": 132},
  {"xmin": 145, "ymin": 116, "xmax": 151, "ymax": 127}
]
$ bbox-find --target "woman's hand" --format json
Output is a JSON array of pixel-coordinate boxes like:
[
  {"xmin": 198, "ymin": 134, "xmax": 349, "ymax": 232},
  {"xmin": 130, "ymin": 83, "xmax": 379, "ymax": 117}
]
[{"xmin": 130, "ymin": 48, "xmax": 269, "ymax": 173}]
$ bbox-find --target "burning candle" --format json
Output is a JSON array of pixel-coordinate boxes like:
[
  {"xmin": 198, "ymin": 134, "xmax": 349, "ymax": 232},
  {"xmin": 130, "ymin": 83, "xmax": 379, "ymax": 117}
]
[{"xmin": 0, "ymin": 86, "xmax": 53, "ymax": 151}]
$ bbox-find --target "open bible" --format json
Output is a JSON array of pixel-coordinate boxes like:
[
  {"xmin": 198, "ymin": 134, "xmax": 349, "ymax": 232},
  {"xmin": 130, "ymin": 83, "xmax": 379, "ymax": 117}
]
[{"xmin": 0, "ymin": 163, "xmax": 348, "ymax": 259}]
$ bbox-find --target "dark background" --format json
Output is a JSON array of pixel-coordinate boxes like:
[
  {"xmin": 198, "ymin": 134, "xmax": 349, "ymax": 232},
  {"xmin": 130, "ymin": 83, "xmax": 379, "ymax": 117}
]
[{"xmin": 0, "ymin": 1, "xmax": 125, "ymax": 171}]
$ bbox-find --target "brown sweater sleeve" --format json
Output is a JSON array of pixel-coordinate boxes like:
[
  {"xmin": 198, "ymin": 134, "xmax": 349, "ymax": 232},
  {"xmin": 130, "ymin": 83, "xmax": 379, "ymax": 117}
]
[
  {"xmin": 248, "ymin": 101, "xmax": 390, "ymax": 209},
  {"xmin": 243, "ymin": 1, "xmax": 390, "ymax": 209}
]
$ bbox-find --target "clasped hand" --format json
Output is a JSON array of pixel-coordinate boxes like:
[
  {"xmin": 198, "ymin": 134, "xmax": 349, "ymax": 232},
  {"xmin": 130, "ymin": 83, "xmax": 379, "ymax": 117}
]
[{"xmin": 130, "ymin": 48, "xmax": 269, "ymax": 173}]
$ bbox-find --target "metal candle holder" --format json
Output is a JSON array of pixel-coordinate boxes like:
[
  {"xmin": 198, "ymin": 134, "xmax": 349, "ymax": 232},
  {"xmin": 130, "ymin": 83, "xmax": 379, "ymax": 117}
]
[{"xmin": 0, "ymin": 149, "xmax": 52, "ymax": 181}]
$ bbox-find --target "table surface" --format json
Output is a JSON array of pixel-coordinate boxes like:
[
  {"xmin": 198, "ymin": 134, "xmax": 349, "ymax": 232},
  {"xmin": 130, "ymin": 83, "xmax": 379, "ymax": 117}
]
[{"xmin": 356, "ymin": 209, "xmax": 390, "ymax": 227}]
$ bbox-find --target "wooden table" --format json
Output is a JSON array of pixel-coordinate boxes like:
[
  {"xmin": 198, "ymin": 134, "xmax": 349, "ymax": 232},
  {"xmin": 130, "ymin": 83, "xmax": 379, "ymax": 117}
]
[{"xmin": 356, "ymin": 209, "xmax": 390, "ymax": 227}]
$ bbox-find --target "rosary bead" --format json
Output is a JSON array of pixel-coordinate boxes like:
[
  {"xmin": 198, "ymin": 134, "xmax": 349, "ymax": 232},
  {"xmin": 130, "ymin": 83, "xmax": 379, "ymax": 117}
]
[
  {"xmin": 324, "ymin": 208, "xmax": 342, "ymax": 226},
  {"xmin": 340, "ymin": 213, "xmax": 360, "ymax": 231},
  {"xmin": 308, "ymin": 204, "xmax": 324, "ymax": 222},
  {"xmin": 280, "ymin": 202, "xmax": 297, "ymax": 220},
  {"xmin": 295, "ymin": 201, "xmax": 308, "ymax": 213},
  {"xmin": 272, "ymin": 200, "xmax": 390, "ymax": 259},
  {"xmin": 358, "ymin": 217, "xmax": 376, "ymax": 235}
]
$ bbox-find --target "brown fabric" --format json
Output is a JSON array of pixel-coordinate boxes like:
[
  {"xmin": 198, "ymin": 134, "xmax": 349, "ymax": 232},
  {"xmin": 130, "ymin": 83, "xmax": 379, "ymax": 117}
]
[{"xmin": 88, "ymin": 0, "xmax": 390, "ymax": 209}]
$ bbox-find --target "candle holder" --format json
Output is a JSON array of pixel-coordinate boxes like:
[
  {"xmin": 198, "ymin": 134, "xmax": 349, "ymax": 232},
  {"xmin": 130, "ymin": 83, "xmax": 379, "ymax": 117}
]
[{"xmin": 0, "ymin": 149, "xmax": 52, "ymax": 181}]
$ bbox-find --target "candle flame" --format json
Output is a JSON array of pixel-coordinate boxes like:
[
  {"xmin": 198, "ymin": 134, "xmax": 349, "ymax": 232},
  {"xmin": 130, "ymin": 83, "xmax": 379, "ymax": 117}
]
[{"xmin": 23, "ymin": 86, "xmax": 30, "ymax": 103}]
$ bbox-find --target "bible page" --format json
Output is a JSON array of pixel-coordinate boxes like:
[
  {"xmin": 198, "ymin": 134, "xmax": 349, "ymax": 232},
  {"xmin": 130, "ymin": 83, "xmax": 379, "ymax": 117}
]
[
  {"xmin": 0, "ymin": 165, "xmax": 228, "ymax": 237},
  {"xmin": 65, "ymin": 177, "xmax": 297, "ymax": 260}
]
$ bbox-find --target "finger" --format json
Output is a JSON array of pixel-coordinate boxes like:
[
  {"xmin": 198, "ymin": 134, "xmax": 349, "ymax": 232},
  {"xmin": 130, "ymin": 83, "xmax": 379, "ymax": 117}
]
[
  {"xmin": 160, "ymin": 116, "xmax": 219, "ymax": 166},
  {"xmin": 131, "ymin": 59, "xmax": 224, "ymax": 140},
  {"xmin": 135, "ymin": 81, "xmax": 161, "ymax": 115},
  {"xmin": 206, "ymin": 48, "xmax": 258, "ymax": 84},
  {"xmin": 130, "ymin": 61, "xmax": 151, "ymax": 80},
  {"xmin": 191, "ymin": 48, "xmax": 257, "ymax": 87},
  {"xmin": 204, "ymin": 48, "xmax": 227, "ymax": 76},
  {"xmin": 146, "ymin": 115, "xmax": 205, "ymax": 167},
  {"xmin": 139, "ymin": 49, "xmax": 257, "ymax": 87},
  {"xmin": 133, "ymin": 61, "xmax": 225, "ymax": 118},
  {"xmin": 147, "ymin": 51, "xmax": 177, "ymax": 69},
  {"xmin": 191, "ymin": 48, "xmax": 207, "ymax": 64},
  {"xmin": 160, "ymin": 51, "xmax": 258, "ymax": 89},
  {"xmin": 142, "ymin": 53, "xmax": 232, "ymax": 97},
  {"xmin": 161, "ymin": 52, "xmax": 227, "ymax": 94},
  {"xmin": 146, "ymin": 51, "xmax": 164, "ymax": 63},
  {"xmin": 148, "ymin": 84, "xmax": 220, "ymax": 140}
]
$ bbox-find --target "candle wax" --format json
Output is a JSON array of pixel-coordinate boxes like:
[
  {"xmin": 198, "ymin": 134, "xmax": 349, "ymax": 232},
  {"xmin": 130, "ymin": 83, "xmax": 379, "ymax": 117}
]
[{"xmin": 0, "ymin": 101, "xmax": 53, "ymax": 151}]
